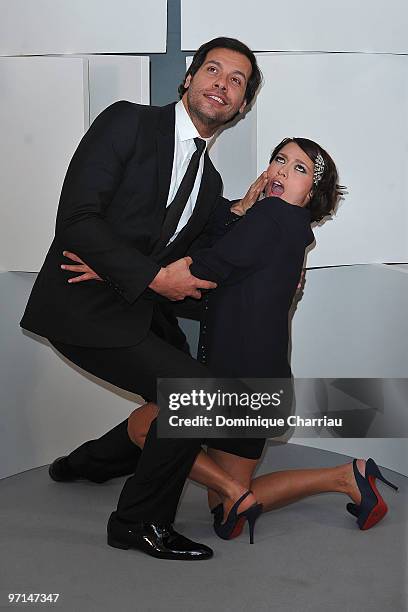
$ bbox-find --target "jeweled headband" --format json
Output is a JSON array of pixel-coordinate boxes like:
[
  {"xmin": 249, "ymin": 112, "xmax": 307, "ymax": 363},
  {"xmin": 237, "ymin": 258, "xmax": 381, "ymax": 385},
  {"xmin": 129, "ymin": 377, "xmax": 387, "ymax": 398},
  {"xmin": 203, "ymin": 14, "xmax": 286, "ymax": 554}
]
[{"xmin": 313, "ymin": 153, "xmax": 325, "ymax": 185}]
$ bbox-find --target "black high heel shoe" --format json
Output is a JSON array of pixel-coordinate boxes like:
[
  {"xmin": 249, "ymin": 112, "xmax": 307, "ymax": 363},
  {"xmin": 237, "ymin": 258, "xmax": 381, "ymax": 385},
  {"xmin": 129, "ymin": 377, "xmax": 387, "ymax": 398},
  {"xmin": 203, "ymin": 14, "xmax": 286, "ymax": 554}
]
[
  {"xmin": 346, "ymin": 458, "xmax": 398, "ymax": 530},
  {"xmin": 212, "ymin": 491, "xmax": 263, "ymax": 544},
  {"xmin": 210, "ymin": 503, "xmax": 223, "ymax": 525}
]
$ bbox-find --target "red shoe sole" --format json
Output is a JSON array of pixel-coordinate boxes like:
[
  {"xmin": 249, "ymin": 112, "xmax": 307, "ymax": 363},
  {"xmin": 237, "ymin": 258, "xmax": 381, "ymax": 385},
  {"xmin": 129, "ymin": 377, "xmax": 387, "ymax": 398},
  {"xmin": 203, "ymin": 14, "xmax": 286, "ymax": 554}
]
[
  {"xmin": 360, "ymin": 475, "xmax": 388, "ymax": 530},
  {"xmin": 228, "ymin": 516, "xmax": 246, "ymax": 539}
]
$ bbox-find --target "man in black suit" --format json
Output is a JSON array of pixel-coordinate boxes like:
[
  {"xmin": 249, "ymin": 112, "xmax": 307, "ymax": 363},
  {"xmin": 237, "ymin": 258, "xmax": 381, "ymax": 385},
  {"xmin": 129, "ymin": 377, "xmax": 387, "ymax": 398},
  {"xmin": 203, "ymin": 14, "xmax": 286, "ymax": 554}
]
[{"xmin": 21, "ymin": 37, "xmax": 262, "ymax": 560}]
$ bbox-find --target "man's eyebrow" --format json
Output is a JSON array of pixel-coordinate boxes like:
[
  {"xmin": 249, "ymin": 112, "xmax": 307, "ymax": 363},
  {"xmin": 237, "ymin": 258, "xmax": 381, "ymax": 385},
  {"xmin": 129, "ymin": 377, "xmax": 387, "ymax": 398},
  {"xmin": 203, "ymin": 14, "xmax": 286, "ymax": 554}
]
[{"xmin": 204, "ymin": 60, "xmax": 248, "ymax": 82}]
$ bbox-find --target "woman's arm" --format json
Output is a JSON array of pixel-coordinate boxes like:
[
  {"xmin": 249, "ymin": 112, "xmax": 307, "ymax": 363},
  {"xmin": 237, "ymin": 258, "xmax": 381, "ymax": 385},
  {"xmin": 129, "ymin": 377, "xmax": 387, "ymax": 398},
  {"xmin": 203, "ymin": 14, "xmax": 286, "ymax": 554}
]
[
  {"xmin": 190, "ymin": 199, "xmax": 281, "ymax": 285},
  {"xmin": 188, "ymin": 172, "xmax": 269, "ymax": 254}
]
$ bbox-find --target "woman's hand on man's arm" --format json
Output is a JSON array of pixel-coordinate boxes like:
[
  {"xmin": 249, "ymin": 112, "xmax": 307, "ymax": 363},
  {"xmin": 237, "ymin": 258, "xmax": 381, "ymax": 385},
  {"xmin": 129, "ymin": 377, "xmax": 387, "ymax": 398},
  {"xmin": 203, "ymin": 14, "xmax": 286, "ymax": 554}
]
[{"xmin": 230, "ymin": 171, "xmax": 269, "ymax": 216}]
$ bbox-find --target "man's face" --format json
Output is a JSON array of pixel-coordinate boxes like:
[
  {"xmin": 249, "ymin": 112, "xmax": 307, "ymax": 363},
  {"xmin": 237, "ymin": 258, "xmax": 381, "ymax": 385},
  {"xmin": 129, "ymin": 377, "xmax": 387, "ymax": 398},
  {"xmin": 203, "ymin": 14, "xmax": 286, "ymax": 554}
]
[{"xmin": 183, "ymin": 47, "xmax": 252, "ymax": 136}]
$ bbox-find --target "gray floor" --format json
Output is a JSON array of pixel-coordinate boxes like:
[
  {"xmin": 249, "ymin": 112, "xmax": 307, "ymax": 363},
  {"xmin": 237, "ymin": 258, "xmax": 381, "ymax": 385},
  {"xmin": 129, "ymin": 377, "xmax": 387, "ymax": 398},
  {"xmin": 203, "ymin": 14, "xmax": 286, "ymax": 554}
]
[{"xmin": 0, "ymin": 444, "xmax": 406, "ymax": 612}]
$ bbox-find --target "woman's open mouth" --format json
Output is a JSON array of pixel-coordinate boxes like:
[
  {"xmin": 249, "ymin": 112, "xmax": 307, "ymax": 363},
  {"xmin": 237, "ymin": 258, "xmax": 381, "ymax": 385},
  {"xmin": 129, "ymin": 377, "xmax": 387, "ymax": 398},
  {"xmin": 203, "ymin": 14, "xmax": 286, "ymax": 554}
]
[{"xmin": 270, "ymin": 180, "xmax": 285, "ymax": 196}]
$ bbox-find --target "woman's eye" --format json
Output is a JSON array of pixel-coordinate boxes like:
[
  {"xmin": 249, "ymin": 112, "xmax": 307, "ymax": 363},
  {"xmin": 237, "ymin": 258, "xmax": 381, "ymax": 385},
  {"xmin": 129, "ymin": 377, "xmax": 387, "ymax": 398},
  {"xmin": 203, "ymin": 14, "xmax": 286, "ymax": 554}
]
[
  {"xmin": 275, "ymin": 156, "xmax": 285, "ymax": 164},
  {"xmin": 208, "ymin": 66, "xmax": 217, "ymax": 73},
  {"xmin": 232, "ymin": 77, "xmax": 241, "ymax": 86},
  {"xmin": 296, "ymin": 164, "xmax": 307, "ymax": 173}
]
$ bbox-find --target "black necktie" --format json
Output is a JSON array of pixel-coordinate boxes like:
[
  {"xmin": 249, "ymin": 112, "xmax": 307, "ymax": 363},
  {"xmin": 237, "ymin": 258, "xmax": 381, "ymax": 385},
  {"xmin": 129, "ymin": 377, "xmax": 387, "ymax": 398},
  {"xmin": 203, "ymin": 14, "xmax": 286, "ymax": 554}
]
[{"xmin": 155, "ymin": 137, "xmax": 206, "ymax": 251}]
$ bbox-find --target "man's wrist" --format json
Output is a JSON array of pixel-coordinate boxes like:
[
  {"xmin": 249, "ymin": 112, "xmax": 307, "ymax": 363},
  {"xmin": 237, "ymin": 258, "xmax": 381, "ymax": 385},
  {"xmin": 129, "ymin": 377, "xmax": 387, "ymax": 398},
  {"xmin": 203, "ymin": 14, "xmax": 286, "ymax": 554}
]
[{"xmin": 148, "ymin": 267, "xmax": 168, "ymax": 292}]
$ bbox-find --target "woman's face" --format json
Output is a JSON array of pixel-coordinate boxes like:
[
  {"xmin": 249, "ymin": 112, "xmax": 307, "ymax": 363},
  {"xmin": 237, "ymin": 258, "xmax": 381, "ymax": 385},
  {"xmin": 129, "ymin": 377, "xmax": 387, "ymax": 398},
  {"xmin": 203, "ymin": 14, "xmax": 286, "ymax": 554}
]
[{"xmin": 265, "ymin": 142, "xmax": 314, "ymax": 207}]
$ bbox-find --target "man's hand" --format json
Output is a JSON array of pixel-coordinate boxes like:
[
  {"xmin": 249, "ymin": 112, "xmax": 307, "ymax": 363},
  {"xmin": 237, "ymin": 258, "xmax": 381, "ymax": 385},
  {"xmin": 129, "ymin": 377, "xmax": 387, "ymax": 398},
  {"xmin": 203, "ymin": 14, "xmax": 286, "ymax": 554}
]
[
  {"xmin": 148, "ymin": 257, "xmax": 217, "ymax": 301},
  {"xmin": 61, "ymin": 251, "xmax": 102, "ymax": 283},
  {"xmin": 230, "ymin": 171, "xmax": 269, "ymax": 216}
]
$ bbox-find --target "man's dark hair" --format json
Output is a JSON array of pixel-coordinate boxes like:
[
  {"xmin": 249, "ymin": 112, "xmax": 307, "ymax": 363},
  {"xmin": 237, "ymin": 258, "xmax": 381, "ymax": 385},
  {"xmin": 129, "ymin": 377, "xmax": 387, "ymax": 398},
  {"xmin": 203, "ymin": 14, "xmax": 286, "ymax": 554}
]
[
  {"xmin": 269, "ymin": 137, "xmax": 346, "ymax": 223},
  {"xmin": 178, "ymin": 37, "xmax": 262, "ymax": 107}
]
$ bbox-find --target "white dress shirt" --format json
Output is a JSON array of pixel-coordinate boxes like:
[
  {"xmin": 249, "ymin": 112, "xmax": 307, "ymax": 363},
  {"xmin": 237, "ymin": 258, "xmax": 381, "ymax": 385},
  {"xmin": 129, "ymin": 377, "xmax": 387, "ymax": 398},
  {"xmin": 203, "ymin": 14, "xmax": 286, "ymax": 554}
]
[{"xmin": 166, "ymin": 100, "xmax": 212, "ymax": 244}]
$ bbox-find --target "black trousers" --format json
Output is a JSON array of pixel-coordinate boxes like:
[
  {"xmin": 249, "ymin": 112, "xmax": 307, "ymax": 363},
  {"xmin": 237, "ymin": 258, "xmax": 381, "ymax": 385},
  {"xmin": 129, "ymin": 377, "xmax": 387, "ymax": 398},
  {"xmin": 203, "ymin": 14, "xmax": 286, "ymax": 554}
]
[
  {"xmin": 51, "ymin": 331, "xmax": 211, "ymax": 523},
  {"xmin": 51, "ymin": 328, "xmax": 266, "ymax": 523}
]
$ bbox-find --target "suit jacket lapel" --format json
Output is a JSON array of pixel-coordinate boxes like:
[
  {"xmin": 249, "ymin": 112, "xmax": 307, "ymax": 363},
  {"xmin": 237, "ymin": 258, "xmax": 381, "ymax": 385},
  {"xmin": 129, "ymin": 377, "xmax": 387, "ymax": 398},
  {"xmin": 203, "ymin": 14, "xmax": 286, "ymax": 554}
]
[
  {"xmin": 146, "ymin": 103, "xmax": 176, "ymax": 251},
  {"xmin": 156, "ymin": 103, "xmax": 176, "ymax": 213}
]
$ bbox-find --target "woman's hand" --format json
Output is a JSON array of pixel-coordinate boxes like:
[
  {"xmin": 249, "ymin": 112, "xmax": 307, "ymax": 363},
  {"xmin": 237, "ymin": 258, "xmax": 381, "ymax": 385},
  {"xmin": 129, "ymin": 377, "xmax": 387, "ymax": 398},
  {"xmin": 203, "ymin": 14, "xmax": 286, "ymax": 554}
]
[
  {"xmin": 230, "ymin": 171, "xmax": 269, "ymax": 216},
  {"xmin": 61, "ymin": 251, "xmax": 103, "ymax": 283}
]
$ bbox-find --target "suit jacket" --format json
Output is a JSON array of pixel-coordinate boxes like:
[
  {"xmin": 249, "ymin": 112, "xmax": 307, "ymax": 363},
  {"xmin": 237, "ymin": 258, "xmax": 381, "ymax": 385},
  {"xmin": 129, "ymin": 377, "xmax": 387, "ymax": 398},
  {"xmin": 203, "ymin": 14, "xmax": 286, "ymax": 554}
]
[{"xmin": 20, "ymin": 101, "xmax": 223, "ymax": 347}]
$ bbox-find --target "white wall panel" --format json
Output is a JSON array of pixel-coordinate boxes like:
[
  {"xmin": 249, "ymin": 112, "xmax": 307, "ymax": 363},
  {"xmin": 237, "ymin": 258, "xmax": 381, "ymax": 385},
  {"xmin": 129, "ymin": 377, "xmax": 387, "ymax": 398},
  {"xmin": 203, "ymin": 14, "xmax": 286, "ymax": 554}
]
[
  {"xmin": 0, "ymin": 0, "xmax": 167, "ymax": 55},
  {"xmin": 256, "ymin": 54, "xmax": 408, "ymax": 266},
  {"xmin": 0, "ymin": 55, "xmax": 150, "ymax": 272},
  {"xmin": 1, "ymin": 272, "xmax": 137, "ymax": 481},
  {"xmin": 181, "ymin": 0, "xmax": 408, "ymax": 53},
  {"xmin": 208, "ymin": 103, "xmax": 258, "ymax": 201},
  {"xmin": 291, "ymin": 265, "xmax": 408, "ymax": 378},
  {"xmin": 85, "ymin": 55, "xmax": 150, "ymax": 122},
  {"xmin": 289, "ymin": 263, "xmax": 408, "ymax": 475},
  {"xmin": 0, "ymin": 57, "xmax": 88, "ymax": 272}
]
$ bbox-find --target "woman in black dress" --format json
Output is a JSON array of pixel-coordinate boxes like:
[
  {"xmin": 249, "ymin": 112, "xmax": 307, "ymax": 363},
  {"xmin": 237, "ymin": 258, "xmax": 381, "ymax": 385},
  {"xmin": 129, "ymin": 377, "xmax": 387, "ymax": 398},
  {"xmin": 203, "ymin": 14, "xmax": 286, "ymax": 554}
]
[
  {"xmin": 127, "ymin": 137, "xmax": 397, "ymax": 539},
  {"xmin": 65, "ymin": 137, "xmax": 398, "ymax": 539}
]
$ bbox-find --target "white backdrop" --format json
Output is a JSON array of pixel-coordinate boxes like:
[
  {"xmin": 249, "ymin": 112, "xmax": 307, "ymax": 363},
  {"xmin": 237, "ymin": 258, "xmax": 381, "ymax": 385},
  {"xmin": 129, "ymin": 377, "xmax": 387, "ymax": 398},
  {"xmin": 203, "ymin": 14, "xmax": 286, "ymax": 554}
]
[
  {"xmin": 181, "ymin": 0, "xmax": 408, "ymax": 53},
  {"xmin": 256, "ymin": 53, "xmax": 408, "ymax": 267},
  {"xmin": 0, "ymin": 0, "xmax": 167, "ymax": 55},
  {"xmin": 0, "ymin": 55, "xmax": 150, "ymax": 272},
  {"xmin": 0, "ymin": 57, "xmax": 88, "ymax": 272},
  {"xmin": 86, "ymin": 55, "xmax": 150, "ymax": 123}
]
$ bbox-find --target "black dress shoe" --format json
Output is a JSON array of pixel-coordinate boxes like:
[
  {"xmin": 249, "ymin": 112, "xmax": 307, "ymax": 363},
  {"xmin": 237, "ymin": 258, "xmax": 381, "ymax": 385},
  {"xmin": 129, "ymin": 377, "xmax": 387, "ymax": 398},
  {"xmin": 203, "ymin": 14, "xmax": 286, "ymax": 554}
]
[
  {"xmin": 48, "ymin": 456, "xmax": 138, "ymax": 484},
  {"xmin": 107, "ymin": 512, "xmax": 213, "ymax": 560},
  {"xmin": 49, "ymin": 456, "xmax": 83, "ymax": 482}
]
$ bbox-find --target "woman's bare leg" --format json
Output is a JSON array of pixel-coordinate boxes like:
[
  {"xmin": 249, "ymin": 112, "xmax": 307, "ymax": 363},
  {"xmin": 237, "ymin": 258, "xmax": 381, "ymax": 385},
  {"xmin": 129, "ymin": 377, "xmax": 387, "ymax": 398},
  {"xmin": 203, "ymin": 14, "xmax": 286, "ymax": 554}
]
[
  {"xmin": 206, "ymin": 447, "xmax": 258, "ymax": 510},
  {"xmin": 127, "ymin": 403, "xmax": 258, "ymax": 520},
  {"xmin": 250, "ymin": 462, "xmax": 364, "ymax": 511},
  {"xmin": 128, "ymin": 405, "xmax": 364, "ymax": 517},
  {"xmin": 206, "ymin": 448, "xmax": 365, "ymax": 512}
]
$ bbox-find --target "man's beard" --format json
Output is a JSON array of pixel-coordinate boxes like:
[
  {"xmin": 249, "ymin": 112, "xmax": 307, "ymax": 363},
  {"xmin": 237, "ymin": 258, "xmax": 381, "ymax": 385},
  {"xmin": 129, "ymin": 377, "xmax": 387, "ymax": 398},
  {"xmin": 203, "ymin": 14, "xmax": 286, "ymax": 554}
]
[{"xmin": 187, "ymin": 89, "xmax": 234, "ymax": 129}]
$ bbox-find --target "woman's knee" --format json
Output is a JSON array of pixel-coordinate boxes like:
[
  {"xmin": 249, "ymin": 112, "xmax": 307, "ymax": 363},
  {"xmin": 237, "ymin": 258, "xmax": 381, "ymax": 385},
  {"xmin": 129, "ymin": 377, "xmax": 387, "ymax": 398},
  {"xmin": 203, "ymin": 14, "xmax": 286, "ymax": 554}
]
[
  {"xmin": 207, "ymin": 448, "xmax": 257, "ymax": 488},
  {"xmin": 127, "ymin": 402, "xmax": 159, "ymax": 443}
]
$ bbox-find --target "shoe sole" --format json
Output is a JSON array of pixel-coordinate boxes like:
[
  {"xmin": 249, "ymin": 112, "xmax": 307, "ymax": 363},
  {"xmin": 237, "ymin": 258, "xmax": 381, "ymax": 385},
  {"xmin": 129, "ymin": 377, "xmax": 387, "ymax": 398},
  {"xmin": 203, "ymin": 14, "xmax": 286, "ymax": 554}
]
[
  {"xmin": 359, "ymin": 475, "xmax": 388, "ymax": 530},
  {"xmin": 107, "ymin": 535, "xmax": 213, "ymax": 560},
  {"xmin": 229, "ymin": 516, "xmax": 246, "ymax": 539}
]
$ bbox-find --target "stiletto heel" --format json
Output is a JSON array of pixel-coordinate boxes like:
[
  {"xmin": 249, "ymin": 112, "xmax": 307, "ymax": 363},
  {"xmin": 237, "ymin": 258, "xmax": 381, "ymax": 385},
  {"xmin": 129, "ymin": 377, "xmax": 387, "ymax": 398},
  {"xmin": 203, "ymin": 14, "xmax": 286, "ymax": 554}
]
[
  {"xmin": 213, "ymin": 490, "xmax": 263, "ymax": 543},
  {"xmin": 346, "ymin": 458, "xmax": 398, "ymax": 530},
  {"xmin": 246, "ymin": 504, "xmax": 263, "ymax": 544},
  {"xmin": 366, "ymin": 458, "xmax": 399, "ymax": 491}
]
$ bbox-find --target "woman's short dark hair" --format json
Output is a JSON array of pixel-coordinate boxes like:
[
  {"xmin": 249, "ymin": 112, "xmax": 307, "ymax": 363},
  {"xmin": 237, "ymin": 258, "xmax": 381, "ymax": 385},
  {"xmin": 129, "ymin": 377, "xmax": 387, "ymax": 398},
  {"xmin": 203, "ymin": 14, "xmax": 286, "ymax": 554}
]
[
  {"xmin": 178, "ymin": 37, "xmax": 262, "ymax": 107},
  {"xmin": 269, "ymin": 137, "xmax": 346, "ymax": 223}
]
